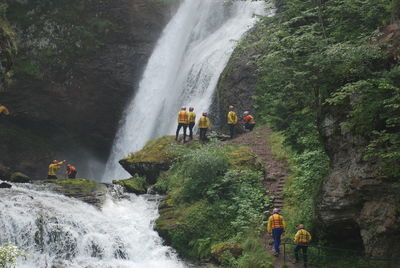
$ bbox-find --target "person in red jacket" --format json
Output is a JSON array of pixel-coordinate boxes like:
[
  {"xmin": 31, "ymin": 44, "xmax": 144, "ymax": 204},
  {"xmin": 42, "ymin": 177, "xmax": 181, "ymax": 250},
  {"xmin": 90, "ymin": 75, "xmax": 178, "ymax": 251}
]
[
  {"xmin": 66, "ymin": 164, "xmax": 77, "ymax": 179},
  {"xmin": 243, "ymin": 111, "xmax": 256, "ymax": 131}
]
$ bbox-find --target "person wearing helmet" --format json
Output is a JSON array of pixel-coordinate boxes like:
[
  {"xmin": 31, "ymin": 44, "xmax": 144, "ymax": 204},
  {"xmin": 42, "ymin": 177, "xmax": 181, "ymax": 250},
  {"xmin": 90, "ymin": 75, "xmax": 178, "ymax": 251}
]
[
  {"xmin": 176, "ymin": 106, "xmax": 188, "ymax": 142},
  {"xmin": 267, "ymin": 208, "xmax": 287, "ymax": 256},
  {"xmin": 47, "ymin": 160, "xmax": 66, "ymax": 179},
  {"xmin": 243, "ymin": 111, "xmax": 256, "ymax": 131},
  {"xmin": 227, "ymin": 105, "xmax": 238, "ymax": 139},
  {"xmin": 0, "ymin": 104, "xmax": 10, "ymax": 117},
  {"xmin": 66, "ymin": 164, "xmax": 78, "ymax": 179},
  {"xmin": 293, "ymin": 224, "xmax": 312, "ymax": 267},
  {"xmin": 187, "ymin": 107, "xmax": 196, "ymax": 140},
  {"xmin": 198, "ymin": 112, "xmax": 210, "ymax": 142}
]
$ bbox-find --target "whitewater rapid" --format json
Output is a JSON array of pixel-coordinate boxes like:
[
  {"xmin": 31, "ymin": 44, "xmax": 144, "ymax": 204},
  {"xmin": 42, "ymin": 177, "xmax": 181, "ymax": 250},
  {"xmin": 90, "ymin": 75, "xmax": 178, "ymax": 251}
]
[
  {"xmin": 103, "ymin": 0, "xmax": 266, "ymax": 181},
  {"xmin": 0, "ymin": 184, "xmax": 185, "ymax": 268}
]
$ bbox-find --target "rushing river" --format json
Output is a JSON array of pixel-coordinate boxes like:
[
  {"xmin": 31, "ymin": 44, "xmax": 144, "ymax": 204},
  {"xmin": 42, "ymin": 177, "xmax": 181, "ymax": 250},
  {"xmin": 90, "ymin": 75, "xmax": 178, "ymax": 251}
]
[{"xmin": 0, "ymin": 183, "xmax": 186, "ymax": 268}]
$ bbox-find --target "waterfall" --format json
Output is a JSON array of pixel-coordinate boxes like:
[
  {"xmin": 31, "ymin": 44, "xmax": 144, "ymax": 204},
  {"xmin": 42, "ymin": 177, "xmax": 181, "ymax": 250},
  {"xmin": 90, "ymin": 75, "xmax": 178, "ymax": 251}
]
[
  {"xmin": 103, "ymin": 0, "xmax": 266, "ymax": 181},
  {"xmin": 0, "ymin": 184, "xmax": 185, "ymax": 268}
]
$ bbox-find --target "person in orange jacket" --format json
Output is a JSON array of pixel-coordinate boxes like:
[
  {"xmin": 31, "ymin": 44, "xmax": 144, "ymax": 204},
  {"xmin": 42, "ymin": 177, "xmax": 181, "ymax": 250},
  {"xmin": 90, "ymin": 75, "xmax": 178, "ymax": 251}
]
[
  {"xmin": 66, "ymin": 164, "xmax": 77, "ymax": 179},
  {"xmin": 227, "ymin": 105, "xmax": 238, "ymax": 139},
  {"xmin": 267, "ymin": 208, "xmax": 287, "ymax": 256},
  {"xmin": 176, "ymin": 106, "xmax": 188, "ymax": 142},
  {"xmin": 187, "ymin": 107, "xmax": 196, "ymax": 140},
  {"xmin": 47, "ymin": 160, "xmax": 66, "ymax": 179},
  {"xmin": 198, "ymin": 112, "xmax": 210, "ymax": 141},
  {"xmin": 243, "ymin": 111, "xmax": 256, "ymax": 131}
]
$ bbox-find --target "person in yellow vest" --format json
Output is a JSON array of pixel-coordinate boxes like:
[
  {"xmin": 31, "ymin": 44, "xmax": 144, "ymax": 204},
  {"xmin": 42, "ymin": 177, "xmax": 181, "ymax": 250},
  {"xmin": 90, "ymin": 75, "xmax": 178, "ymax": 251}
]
[
  {"xmin": 227, "ymin": 105, "xmax": 238, "ymax": 139},
  {"xmin": 187, "ymin": 107, "xmax": 196, "ymax": 140},
  {"xmin": 243, "ymin": 111, "xmax": 256, "ymax": 131},
  {"xmin": 0, "ymin": 104, "xmax": 10, "ymax": 118},
  {"xmin": 293, "ymin": 224, "xmax": 312, "ymax": 268},
  {"xmin": 198, "ymin": 112, "xmax": 210, "ymax": 142},
  {"xmin": 267, "ymin": 208, "xmax": 286, "ymax": 256},
  {"xmin": 47, "ymin": 160, "xmax": 66, "ymax": 179},
  {"xmin": 176, "ymin": 106, "xmax": 188, "ymax": 142}
]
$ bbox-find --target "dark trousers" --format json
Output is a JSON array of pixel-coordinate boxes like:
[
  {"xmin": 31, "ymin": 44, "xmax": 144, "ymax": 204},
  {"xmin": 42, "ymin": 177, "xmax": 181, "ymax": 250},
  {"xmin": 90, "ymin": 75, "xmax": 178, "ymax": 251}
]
[
  {"xmin": 176, "ymin": 123, "xmax": 188, "ymax": 141},
  {"xmin": 199, "ymin": 128, "xmax": 208, "ymax": 141},
  {"xmin": 245, "ymin": 123, "xmax": 255, "ymax": 131},
  {"xmin": 272, "ymin": 228, "xmax": 284, "ymax": 253},
  {"xmin": 68, "ymin": 171, "xmax": 77, "ymax": 179},
  {"xmin": 188, "ymin": 122, "xmax": 195, "ymax": 140},
  {"xmin": 295, "ymin": 244, "xmax": 308, "ymax": 267},
  {"xmin": 229, "ymin": 124, "xmax": 235, "ymax": 139}
]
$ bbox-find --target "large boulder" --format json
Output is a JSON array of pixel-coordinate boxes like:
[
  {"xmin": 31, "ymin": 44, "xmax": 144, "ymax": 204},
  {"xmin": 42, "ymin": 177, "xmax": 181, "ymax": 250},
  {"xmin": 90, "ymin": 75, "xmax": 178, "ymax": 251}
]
[
  {"xmin": 42, "ymin": 179, "xmax": 108, "ymax": 207},
  {"xmin": 112, "ymin": 176, "xmax": 147, "ymax": 195},
  {"xmin": 119, "ymin": 136, "xmax": 178, "ymax": 184},
  {"xmin": 9, "ymin": 171, "xmax": 30, "ymax": 183}
]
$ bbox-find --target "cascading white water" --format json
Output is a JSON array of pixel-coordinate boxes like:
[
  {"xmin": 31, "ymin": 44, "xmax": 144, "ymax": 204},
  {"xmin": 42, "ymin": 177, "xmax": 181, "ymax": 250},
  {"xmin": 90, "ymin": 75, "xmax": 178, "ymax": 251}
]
[
  {"xmin": 0, "ymin": 184, "xmax": 185, "ymax": 268},
  {"xmin": 103, "ymin": 0, "xmax": 266, "ymax": 181}
]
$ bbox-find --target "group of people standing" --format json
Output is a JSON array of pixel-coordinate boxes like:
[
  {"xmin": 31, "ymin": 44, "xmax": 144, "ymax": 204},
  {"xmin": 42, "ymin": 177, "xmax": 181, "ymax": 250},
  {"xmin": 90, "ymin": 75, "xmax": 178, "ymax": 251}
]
[
  {"xmin": 47, "ymin": 160, "xmax": 77, "ymax": 179},
  {"xmin": 267, "ymin": 208, "xmax": 312, "ymax": 267},
  {"xmin": 176, "ymin": 105, "xmax": 256, "ymax": 142}
]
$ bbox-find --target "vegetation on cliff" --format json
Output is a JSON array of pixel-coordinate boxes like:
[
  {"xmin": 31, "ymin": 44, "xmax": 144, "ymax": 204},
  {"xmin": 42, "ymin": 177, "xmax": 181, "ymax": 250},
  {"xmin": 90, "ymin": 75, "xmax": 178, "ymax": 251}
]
[
  {"xmin": 229, "ymin": 0, "xmax": 400, "ymax": 255},
  {"xmin": 140, "ymin": 139, "xmax": 274, "ymax": 267}
]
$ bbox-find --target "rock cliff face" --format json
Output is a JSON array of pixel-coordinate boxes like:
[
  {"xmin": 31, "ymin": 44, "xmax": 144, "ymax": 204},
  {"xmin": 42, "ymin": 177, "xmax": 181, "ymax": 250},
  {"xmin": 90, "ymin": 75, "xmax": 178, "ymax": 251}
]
[
  {"xmin": 210, "ymin": 27, "xmax": 259, "ymax": 132},
  {"xmin": 317, "ymin": 109, "xmax": 400, "ymax": 258},
  {"xmin": 0, "ymin": 0, "xmax": 176, "ymax": 178}
]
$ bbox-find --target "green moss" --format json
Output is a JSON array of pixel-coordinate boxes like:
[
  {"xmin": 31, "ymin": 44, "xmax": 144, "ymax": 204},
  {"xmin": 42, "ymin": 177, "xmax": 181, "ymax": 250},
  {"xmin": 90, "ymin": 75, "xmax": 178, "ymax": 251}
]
[
  {"xmin": 123, "ymin": 135, "xmax": 179, "ymax": 163},
  {"xmin": 112, "ymin": 176, "xmax": 147, "ymax": 194},
  {"xmin": 228, "ymin": 146, "xmax": 264, "ymax": 172},
  {"xmin": 44, "ymin": 178, "xmax": 102, "ymax": 196}
]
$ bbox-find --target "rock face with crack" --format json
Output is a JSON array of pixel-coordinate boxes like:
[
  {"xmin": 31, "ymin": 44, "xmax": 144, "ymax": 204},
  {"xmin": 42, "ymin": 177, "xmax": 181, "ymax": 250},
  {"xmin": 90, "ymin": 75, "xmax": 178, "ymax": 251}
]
[{"xmin": 0, "ymin": 0, "xmax": 177, "ymax": 178}]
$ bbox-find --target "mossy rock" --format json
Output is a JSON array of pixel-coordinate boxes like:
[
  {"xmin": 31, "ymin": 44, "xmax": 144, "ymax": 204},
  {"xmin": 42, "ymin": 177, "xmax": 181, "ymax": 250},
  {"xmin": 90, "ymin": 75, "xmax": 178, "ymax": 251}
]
[
  {"xmin": 155, "ymin": 199, "xmax": 181, "ymax": 245},
  {"xmin": 43, "ymin": 178, "xmax": 108, "ymax": 207},
  {"xmin": 113, "ymin": 176, "xmax": 147, "ymax": 194},
  {"xmin": 211, "ymin": 241, "xmax": 243, "ymax": 262},
  {"xmin": 228, "ymin": 146, "xmax": 264, "ymax": 172},
  {"xmin": 119, "ymin": 136, "xmax": 180, "ymax": 184},
  {"xmin": 10, "ymin": 172, "xmax": 30, "ymax": 183}
]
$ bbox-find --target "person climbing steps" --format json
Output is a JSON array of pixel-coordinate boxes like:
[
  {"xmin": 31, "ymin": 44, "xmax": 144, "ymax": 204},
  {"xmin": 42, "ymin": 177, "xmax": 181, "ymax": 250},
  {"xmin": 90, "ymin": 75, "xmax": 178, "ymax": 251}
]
[{"xmin": 267, "ymin": 208, "xmax": 286, "ymax": 256}]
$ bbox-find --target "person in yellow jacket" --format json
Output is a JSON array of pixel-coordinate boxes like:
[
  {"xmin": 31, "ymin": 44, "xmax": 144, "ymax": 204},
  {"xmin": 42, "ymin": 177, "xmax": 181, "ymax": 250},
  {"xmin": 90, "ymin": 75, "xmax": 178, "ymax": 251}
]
[
  {"xmin": 198, "ymin": 112, "xmax": 210, "ymax": 141},
  {"xmin": 293, "ymin": 224, "xmax": 312, "ymax": 268},
  {"xmin": 47, "ymin": 160, "xmax": 66, "ymax": 179},
  {"xmin": 187, "ymin": 107, "xmax": 196, "ymax": 140},
  {"xmin": 176, "ymin": 106, "xmax": 188, "ymax": 142},
  {"xmin": 267, "ymin": 208, "xmax": 286, "ymax": 256},
  {"xmin": 0, "ymin": 104, "xmax": 10, "ymax": 118},
  {"xmin": 227, "ymin": 105, "xmax": 238, "ymax": 139}
]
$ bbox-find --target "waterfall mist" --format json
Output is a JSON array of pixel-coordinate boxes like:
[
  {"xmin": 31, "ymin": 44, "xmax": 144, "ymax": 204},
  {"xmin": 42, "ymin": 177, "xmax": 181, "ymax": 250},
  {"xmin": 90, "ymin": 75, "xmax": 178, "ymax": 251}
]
[{"xmin": 103, "ymin": 0, "xmax": 265, "ymax": 181}]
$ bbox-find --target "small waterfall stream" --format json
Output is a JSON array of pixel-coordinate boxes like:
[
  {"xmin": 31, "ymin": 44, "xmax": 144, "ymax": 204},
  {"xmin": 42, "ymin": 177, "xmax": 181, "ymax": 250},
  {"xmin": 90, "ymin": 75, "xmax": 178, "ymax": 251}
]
[
  {"xmin": 103, "ymin": 0, "xmax": 265, "ymax": 181},
  {"xmin": 0, "ymin": 184, "xmax": 185, "ymax": 268}
]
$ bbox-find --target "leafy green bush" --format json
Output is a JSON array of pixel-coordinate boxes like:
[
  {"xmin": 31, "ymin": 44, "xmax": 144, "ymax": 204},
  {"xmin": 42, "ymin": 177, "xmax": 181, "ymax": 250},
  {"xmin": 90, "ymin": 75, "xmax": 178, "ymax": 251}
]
[{"xmin": 156, "ymin": 143, "xmax": 272, "ymax": 266}]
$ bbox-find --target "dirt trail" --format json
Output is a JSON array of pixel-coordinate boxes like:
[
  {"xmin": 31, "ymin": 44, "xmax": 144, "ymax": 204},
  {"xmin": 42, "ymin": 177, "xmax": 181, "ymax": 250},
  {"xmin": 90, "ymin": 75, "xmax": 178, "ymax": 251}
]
[{"xmin": 228, "ymin": 125, "xmax": 298, "ymax": 268}]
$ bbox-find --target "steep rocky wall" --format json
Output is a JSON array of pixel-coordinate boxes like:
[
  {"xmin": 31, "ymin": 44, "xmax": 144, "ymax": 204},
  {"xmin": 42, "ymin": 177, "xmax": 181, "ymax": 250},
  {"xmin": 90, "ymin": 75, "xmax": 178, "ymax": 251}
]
[
  {"xmin": 0, "ymin": 0, "xmax": 176, "ymax": 178},
  {"xmin": 210, "ymin": 28, "xmax": 259, "ymax": 133},
  {"xmin": 317, "ymin": 109, "xmax": 400, "ymax": 258}
]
